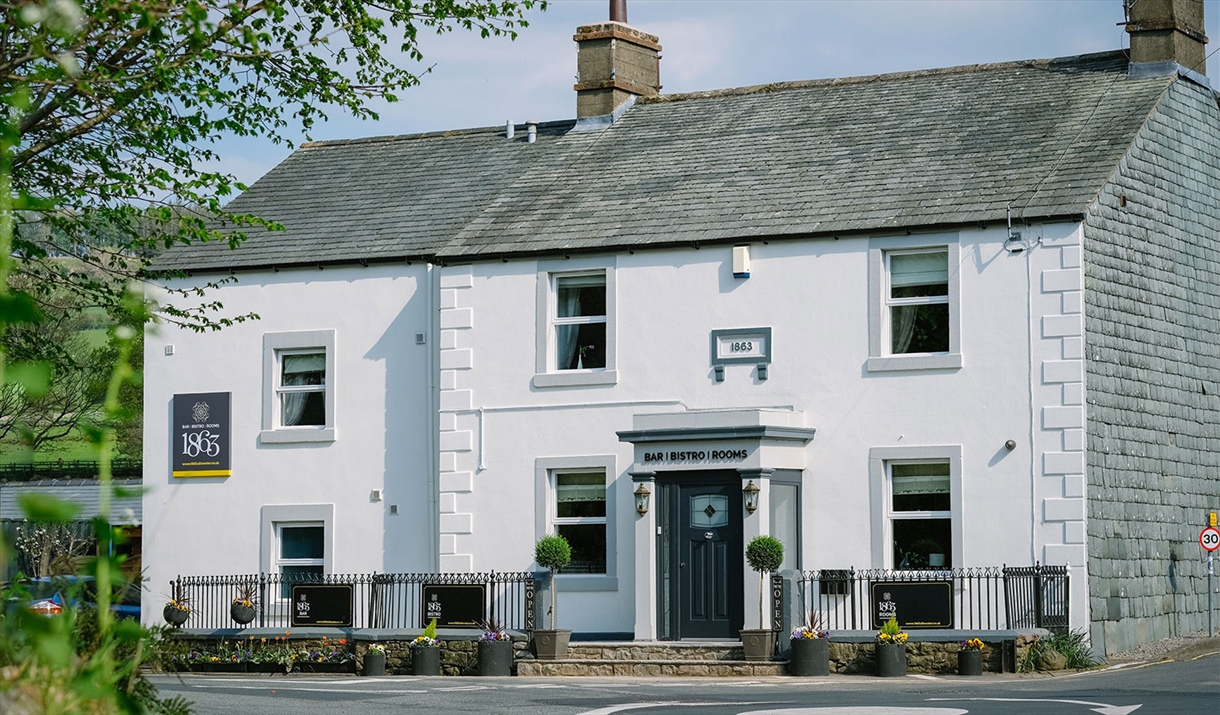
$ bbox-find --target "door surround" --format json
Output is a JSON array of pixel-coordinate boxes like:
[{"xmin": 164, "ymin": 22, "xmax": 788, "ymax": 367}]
[{"xmin": 618, "ymin": 408, "xmax": 815, "ymax": 641}]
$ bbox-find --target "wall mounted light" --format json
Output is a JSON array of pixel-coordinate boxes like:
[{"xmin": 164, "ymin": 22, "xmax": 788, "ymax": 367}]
[
  {"xmin": 634, "ymin": 483, "xmax": 651, "ymax": 516},
  {"xmin": 742, "ymin": 480, "xmax": 760, "ymax": 515}
]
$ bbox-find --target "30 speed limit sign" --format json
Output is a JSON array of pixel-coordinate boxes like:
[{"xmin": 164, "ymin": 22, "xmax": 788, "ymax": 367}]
[{"xmin": 1201, "ymin": 527, "xmax": 1220, "ymax": 552}]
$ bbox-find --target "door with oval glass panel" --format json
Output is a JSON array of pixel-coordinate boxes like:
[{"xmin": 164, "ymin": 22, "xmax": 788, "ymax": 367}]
[{"xmin": 670, "ymin": 476, "xmax": 743, "ymax": 639}]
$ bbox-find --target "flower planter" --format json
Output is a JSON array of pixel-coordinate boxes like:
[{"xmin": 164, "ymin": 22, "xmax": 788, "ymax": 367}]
[
  {"xmin": 163, "ymin": 604, "xmax": 190, "ymax": 627},
  {"xmin": 788, "ymin": 637, "xmax": 830, "ymax": 676},
  {"xmin": 362, "ymin": 651, "xmax": 386, "ymax": 677},
  {"xmin": 188, "ymin": 662, "xmax": 245, "ymax": 673},
  {"xmin": 875, "ymin": 642, "xmax": 906, "ymax": 677},
  {"xmin": 248, "ymin": 662, "xmax": 288, "ymax": 674},
  {"xmin": 295, "ymin": 661, "xmax": 356, "ymax": 674},
  {"xmin": 411, "ymin": 646, "xmax": 441, "ymax": 675},
  {"xmin": 478, "ymin": 639, "xmax": 513, "ymax": 676},
  {"xmin": 740, "ymin": 629, "xmax": 778, "ymax": 662},
  {"xmin": 958, "ymin": 648, "xmax": 984, "ymax": 676},
  {"xmin": 230, "ymin": 602, "xmax": 256, "ymax": 626},
  {"xmin": 532, "ymin": 629, "xmax": 571, "ymax": 660}
]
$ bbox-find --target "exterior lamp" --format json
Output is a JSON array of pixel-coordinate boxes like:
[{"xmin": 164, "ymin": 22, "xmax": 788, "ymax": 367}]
[
  {"xmin": 634, "ymin": 483, "xmax": 651, "ymax": 516},
  {"xmin": 742, "ymin": 480, "xmax": 760, "ymax": 515}
]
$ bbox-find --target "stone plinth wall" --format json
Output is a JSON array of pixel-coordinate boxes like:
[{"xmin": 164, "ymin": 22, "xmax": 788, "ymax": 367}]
[
  {"xmin": 827, "ymin": 637, "xmax": 1032, "ymax": 674},
  {"xmin": 356, "ymin": 639, "xmax": 530, "ymax": 676}
]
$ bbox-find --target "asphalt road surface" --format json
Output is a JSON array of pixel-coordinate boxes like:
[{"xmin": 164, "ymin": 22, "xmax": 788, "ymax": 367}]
[{"xmin": 149, "ymin": 650, "xmax": 1218, "ymax": 715}]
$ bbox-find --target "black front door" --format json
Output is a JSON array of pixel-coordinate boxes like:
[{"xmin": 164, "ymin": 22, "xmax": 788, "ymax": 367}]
[{"xmin": 660, "ymin": 474, "xmax": 743, "ymax": 639}]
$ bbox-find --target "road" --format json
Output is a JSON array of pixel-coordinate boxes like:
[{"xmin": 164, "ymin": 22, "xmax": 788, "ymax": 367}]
[{"xmin": 149, "ymin": 650, "xmax": 1218, "ymax": 715}]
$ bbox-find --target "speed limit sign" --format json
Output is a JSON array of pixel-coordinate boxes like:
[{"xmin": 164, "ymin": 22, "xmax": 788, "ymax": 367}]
[{"xmin": 1201, "ymin": 527, "xmax": 1220, "ymax": 552}]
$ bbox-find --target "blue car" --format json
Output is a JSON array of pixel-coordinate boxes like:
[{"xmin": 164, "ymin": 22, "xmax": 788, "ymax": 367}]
[{"xmin": 8, "ymin": 576, "xmax": 141, "ymax": 620}]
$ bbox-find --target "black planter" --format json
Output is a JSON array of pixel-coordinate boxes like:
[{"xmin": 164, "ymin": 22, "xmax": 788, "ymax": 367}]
[
  {"xmin": 958, "ymin": 648, "xmax": 984, "ymax": 676},
  {"xmin": 230, "ymin": 602, "xmax": 256, "ymax": 626},
  {"xmin": 248, "ymin": 662, "xmax": 288, "ymax": 674},
  {"xmin": 362, "ymin": 650, "xmax": 386, "ymax": 676},
  {"xmin": 875, "ymin": 642, "xmax": 907, "ymax": 677},
  {"xmin": 163, "ymin": 604, "xmax": 190, "ymax": 627},
  {"xmin": 478, "ymin": 639, "xmax": 513, "ymax": 676},
  {"xmin": 411, "ymin": 646, "xmax": 441, "ymax": 675},
  {"xmin": 788, "ymin": 637, "xmax": 830, "ymax": 676}
]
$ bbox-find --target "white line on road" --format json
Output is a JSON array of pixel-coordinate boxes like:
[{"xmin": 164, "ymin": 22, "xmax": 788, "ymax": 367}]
[
  {"xmin": 187, "ymin": 683, "xmax": 429, "ymax": 694},
  {"xmin": 909, "ymin": 675, "xmax": 941, "ymax": 681},
  {"xmin": 928, "ymin": 697, "xmax": 1142, "ymax": 714}
]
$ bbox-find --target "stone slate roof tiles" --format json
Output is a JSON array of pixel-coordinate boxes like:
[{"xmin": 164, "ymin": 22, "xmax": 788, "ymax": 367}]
[{"xmin": 153, "ymin": 50, "xmax": 1174, "ymax": 272}]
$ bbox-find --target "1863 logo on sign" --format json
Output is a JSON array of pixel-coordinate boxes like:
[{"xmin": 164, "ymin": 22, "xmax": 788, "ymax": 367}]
[
  {"xmin": 426, "ymin": 594, "xmax": 442, "ymax": 620},
  {"xmin": 296, "ymin": 595, "xmax": 311, "ymax": 619},
  {"xmin": 877, "ymin": 591, "xmax": 897, "ymax": 621}
]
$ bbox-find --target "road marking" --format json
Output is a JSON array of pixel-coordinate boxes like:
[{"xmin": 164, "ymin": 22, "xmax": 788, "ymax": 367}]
[
  {"xmin": 909, "ymin": 674, "xmax": 940, "ymax": 681},
  {"xmin": 1189, "ymin": 650, "xmax": 1219, "ymax": 661},
  {"xmin": 434, "ymin": 685, "xmax": 491, "ymax": 691},
  {"xmin": 576, "ymin": 703, "xmax": 775, "ymax": 715},
  {"xmin": 928, "ymin": 696, "xmax": 1142, "ymax": 714},
  {"xmin": 740, "ymin": 709, "xmax": 968, "ymax": 714},
  {"xmin": 187, "ymin": 683, "xmax": 428, "ymax": 694}
]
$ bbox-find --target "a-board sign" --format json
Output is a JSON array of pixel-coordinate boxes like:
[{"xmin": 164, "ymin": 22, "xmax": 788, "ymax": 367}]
[
  {"xmin": 421, "ymin": 584, "xmax": 485, "ymax": 628},
  {"xmin": 871, "ymin": 581, "xmax": 954, "ymax": 630},
  {"xmin": 290, "ymin": 584, "xmax": 353, "ymax": 627},
  {"xmin": 172, "ymin": 392, "xmax": 231, "ymax": 478}
]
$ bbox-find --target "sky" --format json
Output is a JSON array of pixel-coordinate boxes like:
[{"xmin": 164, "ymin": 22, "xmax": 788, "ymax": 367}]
[{"xmin": 212, "ymin": 0, "xmax": 1220, "ymax": 189}]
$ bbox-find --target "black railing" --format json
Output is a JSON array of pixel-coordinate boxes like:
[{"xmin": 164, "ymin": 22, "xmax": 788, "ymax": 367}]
[
  {"xmin": 796, "ymin": 564, "xmax": 1068, "ymax": 632},
  {"xmin": 171, "ymin": 571, "xmax": 538, "ymax": 631},
  {"xmin": 0, "ymin": 459, "xmax": 142, "ymax": 482}
]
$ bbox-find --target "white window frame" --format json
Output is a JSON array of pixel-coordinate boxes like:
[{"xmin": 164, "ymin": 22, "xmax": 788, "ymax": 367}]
[
  {"xmin": 534, "ymin": 455, "xmax": 618, "ymax": 591},
  {"xmin": 274, "ymin": 521, "xmax": 325, "ymax": 597},
  {"xmin": 867, "ymin": 235, "xmax": 962, "ymax": 372},
  {"xmin": 868, "ymin": 445, "xmax": 963, "ymax": 570},
  {"xmin": 261, "ymin": 330, "xmax": 336, "ymax": 443},
  {"xmin": 534, "ymin": 258, "xmax": 617, "ymax": 388},
  {"xmin": 259, "ymin": 504, "xmax": 334, "ymax": 605}
]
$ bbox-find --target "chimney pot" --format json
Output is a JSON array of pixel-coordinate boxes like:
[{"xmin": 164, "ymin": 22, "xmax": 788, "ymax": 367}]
[
  {"xmin": 506, "ymin": 120, "xmax": 515, "ymax": 139},
  {"xmin": 526, "ymin": 120, "xmax": 538, "ymax": 143}
]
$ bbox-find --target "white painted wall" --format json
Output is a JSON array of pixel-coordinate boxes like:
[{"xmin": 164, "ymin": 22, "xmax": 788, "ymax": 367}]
[
  {"xmin": 143, "ymin": 223, "xmax": 1089, "ymax": 635},
  {"xmin": 141, "ymin": 263, "xmax": 434, "ymax": 622},
  {"xmin": 440, "ymin": 224, "xmax": 1077, "ymax": 634}
]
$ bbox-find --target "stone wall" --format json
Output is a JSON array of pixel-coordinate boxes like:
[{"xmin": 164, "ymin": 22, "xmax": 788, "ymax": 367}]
[
  {"xmin": 357, "ymin": 638, "xmax": 530, "ymax": 676},
  {"xmin": 826, "ymin": 639, "xmax": 1028, "ymax": 674},
  {"xmin": 1082, "ymin": 74, "xmax": 1220, "ymax": 656}
]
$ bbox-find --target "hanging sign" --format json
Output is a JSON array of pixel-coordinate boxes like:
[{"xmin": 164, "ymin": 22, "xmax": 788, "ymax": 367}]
[
  {"xmin": 290, "ymin": 584, "xmax": 353, "ymax": 627},
  {"xmin": 421, "ymin": 584, "xmax": 485, "ymax": 628},
  {"xmin": 172, "ymin": 392, "xmax": 231, "ymax": 478}
]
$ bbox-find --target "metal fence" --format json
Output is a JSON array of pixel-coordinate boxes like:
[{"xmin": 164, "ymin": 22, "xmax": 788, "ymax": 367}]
[
  {"xmin": 796, "ymin": 564, "xmax": 1069, "ymax": 632},
  {"xmin": 171, "ymin": 571, "xmax": 538, "ymax": 631}
]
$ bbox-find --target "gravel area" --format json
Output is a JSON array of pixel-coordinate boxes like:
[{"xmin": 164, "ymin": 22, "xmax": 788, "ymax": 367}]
[{"xmin": 1106, "ymin": 630, "xmax": 1219, "ymax": 663}]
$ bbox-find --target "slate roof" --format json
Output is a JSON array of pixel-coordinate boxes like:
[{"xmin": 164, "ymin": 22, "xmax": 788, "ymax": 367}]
[
  {"xmin": 0, "ymin": 479, "xmax": 143, "ymax": 524},
  {"xmin": 153, "ymin": 50, "xmax": 1174, "ymax": 272}
]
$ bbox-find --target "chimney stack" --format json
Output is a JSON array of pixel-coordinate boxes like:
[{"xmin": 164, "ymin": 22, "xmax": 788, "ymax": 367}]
[
  {"xmin": 574, "ymin": 1, "xmax": 661, "ymax": 119},
  {"xmin": 1125, "ymin": 0, "xmax": 1208, "ymax": 73}
]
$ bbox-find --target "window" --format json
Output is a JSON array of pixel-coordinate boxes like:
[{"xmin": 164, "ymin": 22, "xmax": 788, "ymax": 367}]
[
  {"xmin": 889, "ymin": 462, "xmax": 952, "ymax": 569},
  {"xmin": 553, "ymin": 472, "xmax": 607, "ymax": 574},
  {"xmin": 534, "ymin": 260, "xmax": 617, "ymax": 388},
  {"xmin": 867, "ymin": 237, "xmax": 961, "ymax": 372},
  {"xmin": 868, "ymin": 445, "xmax": 962, "ymax": 570},
  {"xmin": 259, "ymin": 504, "xmax": 333, "ymax": 599},
  {"xmin": 261, "ymin": 330, "xmax": 335, "ymax": 443},
  {"xmin": 886, "ymin": 251, "xmax": 949, "ymax": 354},
  {"xmin": 534, "ymin": 455, "xmax": 617, "ymax": 590},
  {"xmin": 769, "ymin": 481, "xmax": 800, "ymax": 573},
  {"xmin": 275, "ymin": 523, "xmax": 325, "ymax": 598}
]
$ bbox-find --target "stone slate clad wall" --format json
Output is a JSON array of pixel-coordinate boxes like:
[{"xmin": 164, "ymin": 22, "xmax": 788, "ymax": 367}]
[{"xmin": 1082, "ymin": 76, "xmax": 1220, "ymax": 657}]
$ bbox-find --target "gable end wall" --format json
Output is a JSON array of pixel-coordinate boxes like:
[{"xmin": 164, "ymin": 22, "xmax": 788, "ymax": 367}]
[{"xmin": 1082, "ymin": 77, "xmax": 1220, "ymax": 656}]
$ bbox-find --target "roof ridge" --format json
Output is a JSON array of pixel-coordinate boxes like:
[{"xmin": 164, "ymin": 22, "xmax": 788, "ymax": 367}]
[
  {"xmin": 299, "ymin": 119, "xmax": 578, "ymax": 149},
  {"xmin": 641, "ymin": 49, "xmax": 1129, "ymax": 104}
]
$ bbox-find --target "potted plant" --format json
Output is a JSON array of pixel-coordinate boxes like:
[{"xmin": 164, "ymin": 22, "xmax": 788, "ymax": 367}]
[
  {"xmin": 788, "ymin": 609, "xmax": 830, "ymax": 676},
  {"xmin": 230, "ymin": 583, "xmax": 257, "ymax": 625},
  {"xmin": 163, "ymin": 589, "xmax": 191, "ymax": 627},
  {"xmin": 533, "ymin": 534, "xmax": 572, "ymax": 660},
  {"xmin": 478, "ymin": 617, "xmax": 513, "ymax": 676},
  {"xmin": 362, "ymin": 643, "xmax": 387, "ymax": 676},
  {"xmin": 958, "ymin": 637, "xmax": 985, "ymax": 676},
  {"xmin": 875, "ymin": 615, "xmax": 908, "ymax": 677},
  {"xmin": 740, "ymin": 535, "xmax": 783, "ymax": 661},
  {"xmin": 410, "ymin": 618, "xmax": 442, "ymax": 675}
]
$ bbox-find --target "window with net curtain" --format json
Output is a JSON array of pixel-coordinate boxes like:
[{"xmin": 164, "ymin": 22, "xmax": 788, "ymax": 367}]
[
  {"xmin": 554, "ymin": 472, "xmax": 606, "ymax": 574},
  {"xmin": 890, "ymin": 462, "xmax": 952, "ymax": 569},
  {"xmin": 278, "ymin": 351, "xmax": 326, "ymax": 427},
  {"xmin": 554, "ymin": 275, "xmax": 606, "ymax": 371},
  {"xmin": 887, "ymin": 251, "xmax": 949, "ymax": 354}
]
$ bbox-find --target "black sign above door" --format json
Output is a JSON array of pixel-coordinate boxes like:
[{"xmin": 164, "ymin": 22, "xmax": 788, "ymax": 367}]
[
  {"xmin": 421, "ymin": 584, "xmax": 485, "ymax": 628},
  {"xmin": 290, "ymin": 584, "xmax": 353, "ymax": 627},
  {"xmin": 871, "ymin": 581, "xmax": 953, "ymax": 630}
]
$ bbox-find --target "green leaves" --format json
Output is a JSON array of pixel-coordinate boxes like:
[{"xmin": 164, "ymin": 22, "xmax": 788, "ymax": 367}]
[{"xmin": 19, "ymin": 492, "xmax": 81, "ymax": 522}]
